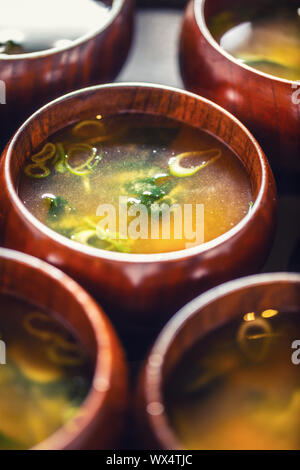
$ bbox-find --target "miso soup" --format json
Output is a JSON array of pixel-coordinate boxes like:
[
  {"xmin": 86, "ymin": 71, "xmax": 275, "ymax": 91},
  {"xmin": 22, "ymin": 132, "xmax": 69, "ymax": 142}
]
[
  {"xmin": 209, "ymin": 1, "xmax": 300, "ymax": 80},
  {"xmin": 19, "ymin": 114, "xmax": 252, "ymax": 254},
  {"xmin": 166, "ymin": 309, "xmax": 300, "ymax": 450},
  {"xmin": 0, "ymin": 0, "xmax": 110, "ymax": 54},
  {"xmin": 0, "ymin": 294, "xmax": 92, "ymax": 449}
]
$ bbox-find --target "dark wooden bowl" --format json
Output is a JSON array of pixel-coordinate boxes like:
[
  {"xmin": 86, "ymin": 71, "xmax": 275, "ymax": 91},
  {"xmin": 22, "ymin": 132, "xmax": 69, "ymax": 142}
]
[
  {"xmin": 0, "ymin": 0, "xmax": 134, "ymax": 142},
  {"xmin": 0, "ymin": 83, "xmax": 277, "ymax": 344},
  {"xmin": 180, "ymin": 0, "xmax": 300, "ymax": 189},
  {"xmin": 0, "ymin": 248, "xmax": 128, "ymax": 450},
  {"xmin": 137, "ymin": 272, "xmax": 300, "ymax": 449}
]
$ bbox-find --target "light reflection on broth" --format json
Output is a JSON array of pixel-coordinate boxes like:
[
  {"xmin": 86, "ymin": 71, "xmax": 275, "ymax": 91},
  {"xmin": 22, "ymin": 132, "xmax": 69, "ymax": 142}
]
[
  {"xmin": 0, "ymin": 294, "xmax": 92, "ymax": 450},
  {"xmin": 209, "ymin": 1, "xmax": 300, "ymax": 80},
  {"xmin": 19, "ymin": 114, "xmax": 252, "ymax": 255},
  {"xmin": 165, "ymin": 310, "xmax": 300, "ymax": 450}
]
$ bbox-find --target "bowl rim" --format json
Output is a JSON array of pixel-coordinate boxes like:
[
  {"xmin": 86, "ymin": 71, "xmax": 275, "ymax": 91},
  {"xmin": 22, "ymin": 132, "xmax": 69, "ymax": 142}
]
[
  {"xmin": 0, "ymin": 0, "xmax": 126, "ymax": 60},
  {"xmin": 142, "ymin": 271, "xmax": 300, "ymax": 450},
  {"xmin": 0, "ymin": 247, "xmax": 119, "ymax": 450},
  {"xmin": 193, "ymin": 0, "xmax": 298, "ymax": 86},
  {"xmin": 5, "ymin": 82, "xmax": 271, "ymax": 264}
]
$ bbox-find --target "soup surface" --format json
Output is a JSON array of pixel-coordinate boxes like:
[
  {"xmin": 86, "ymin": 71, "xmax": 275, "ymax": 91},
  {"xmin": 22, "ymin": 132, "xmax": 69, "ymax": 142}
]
[
  {"xmin": 166, "ymin": 309, "xmax": 300, "ymax": 450},
  {"xmin": 0, "ymin": 294, "xmax": 92, "ymax": 449},
  {"xmin": 19, "ymin": 114, "xmax": 252, "ymax": 254},
  {"xmin": 209, "ymin": 1, "xmax": 300, "ymax": 80},
  {"xmin": 0, "ymin": 0, "xmax": 111, "ymax": 54}
]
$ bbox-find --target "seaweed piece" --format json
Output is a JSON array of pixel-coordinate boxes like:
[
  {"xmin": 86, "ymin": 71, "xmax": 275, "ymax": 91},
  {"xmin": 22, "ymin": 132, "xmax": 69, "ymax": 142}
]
[
  {"xmin": 46, "ymin": 196, "xmax": 74, "ymax": 223},
  {"xmin": 125, "ymin": 173, "xmax": 177, "ymax": 209}
]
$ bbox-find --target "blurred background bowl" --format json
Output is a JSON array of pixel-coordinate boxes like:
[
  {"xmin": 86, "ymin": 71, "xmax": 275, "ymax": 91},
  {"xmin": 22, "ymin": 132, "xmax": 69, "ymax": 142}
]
[{"xmin": 0, "ymin": 82, "xmax": 277, "ymax": 356}]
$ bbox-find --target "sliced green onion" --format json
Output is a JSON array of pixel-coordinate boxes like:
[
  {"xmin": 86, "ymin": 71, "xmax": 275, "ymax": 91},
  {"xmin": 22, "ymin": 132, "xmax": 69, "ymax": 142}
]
[
  {"xmin": 237, "ymin": 54, "xmax": 288, "ymax": 70},
  {"xmin": 153, "ymin": 172, "xmax": 172, "ymax": 185},
  {"xmin": 24, "ymin": 143, "xmax": 56, "ymax": 178},
  {"xmin": 85, "ymin": 134, "xmax": 118, "ymax": 144},
  {"xmin": 83, "ymin": 175, "xmax": 91, "ymax": 193},
  {"xmin": 168, "ymin": 149, "xmax": 222, "ymax": 177}
]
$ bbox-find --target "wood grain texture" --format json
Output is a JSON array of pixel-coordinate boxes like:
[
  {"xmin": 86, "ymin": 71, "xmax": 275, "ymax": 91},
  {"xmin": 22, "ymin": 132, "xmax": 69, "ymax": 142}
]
[
  {"xmin": 0, "ymin": 0, "xmax": 134, "ymax": 141},
  {"xmin": 180, "ymin": 0, "xmax": 300, "ymax": 185},
  {"xmin": 137, "ymin": 273, "xmax": 300, "ymax": 449},
  {"xmin": 0, "ymin": 248, "xmax": 128, "ymax": 450},
  {"xmin": 0, "ymin": 83, "xmax": 277, "ymax": 336}
]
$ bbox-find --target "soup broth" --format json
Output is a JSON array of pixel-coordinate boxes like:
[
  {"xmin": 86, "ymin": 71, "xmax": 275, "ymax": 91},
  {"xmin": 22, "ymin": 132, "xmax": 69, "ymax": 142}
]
[
  {"xmin": 0, "ymin": 294, "xmax": 92, "ymax": 449},
  {"xmin": 0, "ymin": 0, "xmax": 111, "ymax": 54},
  {"xmin": 166, "ymin": 309, "xmax": 300, "ymax": 450},
  {"xmin": 209, "ymin": 1, "xmax": 300, "ymax": 80},
  {"xmin": 19, "ymin": 114, "xmax": 252, "ymax": 255}
]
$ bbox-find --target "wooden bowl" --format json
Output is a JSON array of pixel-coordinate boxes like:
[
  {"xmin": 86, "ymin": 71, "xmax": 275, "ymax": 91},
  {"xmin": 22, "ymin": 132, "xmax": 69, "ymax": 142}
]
[
  {"xmin": 0, "ymin": 248, "xmax": 128, "ymax": 450},
  {"xmin": 0, "ymin": 83, "xmax": 277, "ymax": 339},
  {"xmin": 180, "ymin": 0, "xmax": 300, "ymax": 189},
  {"xmin": 0, "ymin": 0, "xmax": 134, "ymax": 141},
  {"xmin": 137, "ymin": 272, "xmax": 300, "ymax": 449}
]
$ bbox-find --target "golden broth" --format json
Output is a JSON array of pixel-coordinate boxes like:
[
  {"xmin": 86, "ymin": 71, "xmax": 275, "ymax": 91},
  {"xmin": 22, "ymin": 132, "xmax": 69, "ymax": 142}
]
[
  {"xmin": 0, "ymin": 294, "xmax": 92, "ymax": 450},
  {"xmin": 19, "ymin": 114, "xmax": 252, "ymax": 254},
  {"xmin": 166, "ymin": 310, "xmax": 300, "ymax": 450},
  {"xmin": 209, "ymin": 1, "xmax": 300, "ymax": 80}
]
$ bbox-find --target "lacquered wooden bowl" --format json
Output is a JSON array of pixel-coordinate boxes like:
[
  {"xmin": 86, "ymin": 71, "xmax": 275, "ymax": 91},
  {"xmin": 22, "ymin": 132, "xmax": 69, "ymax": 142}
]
[
  {"xmin": 0, "ymin": 83, "xmax": 277, "ymax": 340},
  {"xmin": 180, "ymin": 0, "xmax": 300, "ymax": 189},
  {"xmin": 137, "ymin": 272, "xmax": 300, "ymax": 449},
  {"xmin": 0, "ymin": 248, "xmax": 128, "ymax": 450},
  {"xmin": 0, "ymin": 0, "xmax": 134, "ymax": 142}
]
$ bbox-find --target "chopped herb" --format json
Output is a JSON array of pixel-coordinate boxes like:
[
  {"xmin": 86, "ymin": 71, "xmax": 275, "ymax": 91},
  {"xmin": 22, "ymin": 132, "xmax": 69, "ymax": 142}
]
[
  {"xmin": 46, "ymin": 196, "xmax": 74, "ymax": 223},
  {"xmin": 125, "ymin": 173, "xmax": 176, "ymax": 209}
]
